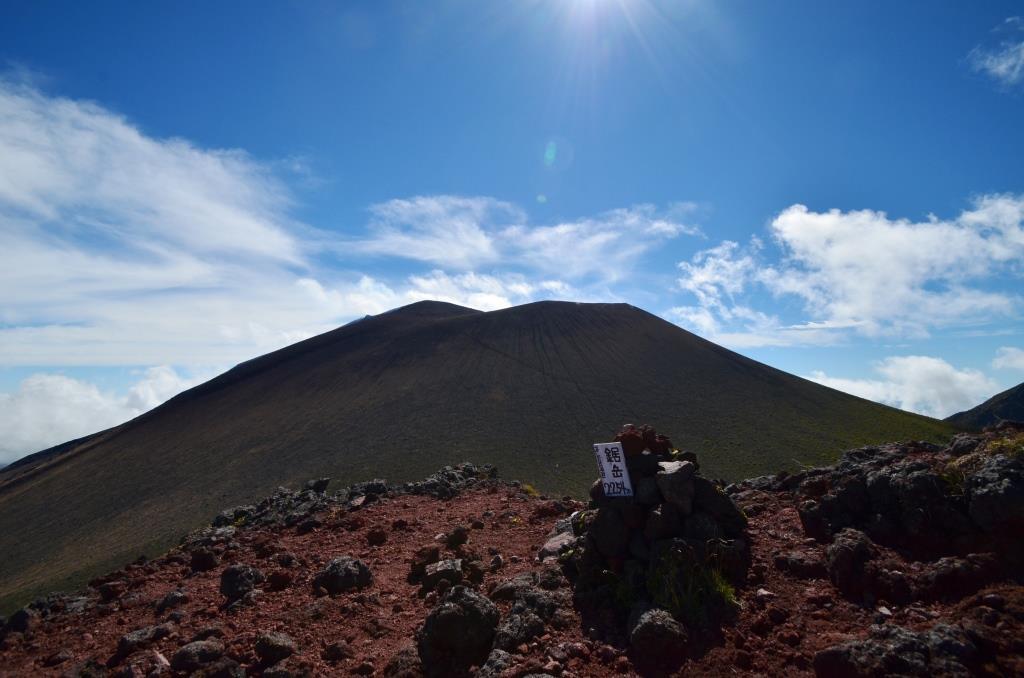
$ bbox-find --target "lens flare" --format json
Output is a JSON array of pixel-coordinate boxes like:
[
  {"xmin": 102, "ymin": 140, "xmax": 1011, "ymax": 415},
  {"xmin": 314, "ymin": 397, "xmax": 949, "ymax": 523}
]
[{"xmin": 543, "ymin": 141, "xmax": 558, "ymax": 166}]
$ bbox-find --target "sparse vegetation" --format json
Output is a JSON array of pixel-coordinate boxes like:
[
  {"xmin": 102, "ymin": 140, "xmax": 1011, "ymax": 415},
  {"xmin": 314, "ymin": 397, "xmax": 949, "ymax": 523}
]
[
  {"xmin": 520, "ymin": 482, "xmax": 540, "ymax": 497},
  {"xmin": 647, "ymin": 542, "xmax": 737, "ymax": 629},
  {"xmin": 986, "ymin": 432, "xmax": 1024, "ymax": 459}
]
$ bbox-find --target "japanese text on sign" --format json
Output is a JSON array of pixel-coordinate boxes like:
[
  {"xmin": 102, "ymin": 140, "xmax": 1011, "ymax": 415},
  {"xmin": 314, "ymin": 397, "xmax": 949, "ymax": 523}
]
[{"xmin": 592, "ymin": 442, "xmax": 633, "ymax": 497}]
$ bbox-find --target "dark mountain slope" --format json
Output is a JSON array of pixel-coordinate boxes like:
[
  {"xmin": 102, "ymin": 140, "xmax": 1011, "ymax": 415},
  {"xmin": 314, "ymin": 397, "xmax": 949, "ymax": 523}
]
[
  {"xmin": 0, "ymin": 300, "xmax": 955, "ymax": 612},
  {"xmin": 946, "ymin": 381, "xmax": 1024, "ymax": 431}
]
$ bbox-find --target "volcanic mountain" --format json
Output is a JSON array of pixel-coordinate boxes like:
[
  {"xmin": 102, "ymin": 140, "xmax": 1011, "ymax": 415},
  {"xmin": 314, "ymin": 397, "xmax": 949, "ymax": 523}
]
[
  {"xmin": 0, "ymin": 300, "xmax": 955, "ymax": 613},
  {"xmin": 947, "ymin": 381, "xmax": 1024, "ymax": 431}
]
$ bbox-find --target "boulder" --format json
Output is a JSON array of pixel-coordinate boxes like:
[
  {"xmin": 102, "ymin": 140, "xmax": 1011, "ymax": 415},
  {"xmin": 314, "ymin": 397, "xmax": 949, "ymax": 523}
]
[
  {"xmin": 117, "ymin": 623, "xmax": 172, "ymax": 656},
  {"xmin": 219, "ymin": 564, "xmax": 265, "ymax": 602},
  {"xmin": 692, "ymin": 476, "xmax": 747, "ymax": 535},
  {"xmin": 190, "ymin": 548, "xmax": 220, "ymax": 573},
  {"xmin": 304, "ymin": 477, "xmax": 331, "ymax": 493},
  {"xmin": 383, "ymin": 643, "xmax": 424, "ymax": 678},
  {"xmin": 773, "ymin": 550, "xmax": 827, "ymax": 579},
  {"xmin": 826, "ymin": 529, "xmax": 876, "ymax": 599},
  {"xmin": 644, "ymin": 503, "xmax": 681, "ymax": 541},
  {"xmin": 254, "ymin": 632, "xmax": 297, "ymax": 664},
  {"xmin": 813, "ymin": 623, "xmax": 975, "ymax": 677},
  {"xmin": 966, "ymin": 455, "xmax": 1024, "ymax": 535},
  {"xmin": 171, "ymin": 640, "xmax": 225, "ymax": 672},
  {"xmin": 313, "ymin": 557, "xmax": 373, "ymax": 595},
  {"xmin": 628, "ymin": 606, "xmax": 688, "ymax": 671},
  {"xmin": 538, "ymin": 531, "xmax": 576, "ymax": 561},
  {"xmin": 156, "ymin": 589, "xmax": 188, "ymax": 615},
  {"xmin": 493, "ymin": 606, "xmax": 545, "ymax": 650},
  {"xmin": 476, "ymin": 649, "xmax": 515, "ymax": 678},
  {"xmin": 590, "ymin": 508, "xmax": 629, "ymax": 558},
  {"xmin": 634, "ymin": 476, "xmax": 662, "ymax": 505},
  {"xmin": 417, "ymin": 586, "xmax": 499, "ymax": 677},
  {"xmin": 656, "ymin": 461, "xmax": 696, "ymax": 514},
  {"xmin": 422, "ymin": 559, "xmax": 463, "ymax": 591}
]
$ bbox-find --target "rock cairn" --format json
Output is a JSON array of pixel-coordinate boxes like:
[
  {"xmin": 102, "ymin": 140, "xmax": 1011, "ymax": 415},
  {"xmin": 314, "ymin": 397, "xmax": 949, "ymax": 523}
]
[{"xmin": 554, "ymin": 424, "xmax": 750, "ymax": 673}]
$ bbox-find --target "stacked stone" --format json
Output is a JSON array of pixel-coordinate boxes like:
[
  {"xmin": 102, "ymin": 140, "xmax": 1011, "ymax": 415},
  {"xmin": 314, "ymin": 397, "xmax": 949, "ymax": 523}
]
[
  {"xmin": 572, "ymin": 424, "xmax": 750, "ymax": 670},
  {"xmin": 584, "ymin": 424, "xmax": 748, "ymax": 575}
]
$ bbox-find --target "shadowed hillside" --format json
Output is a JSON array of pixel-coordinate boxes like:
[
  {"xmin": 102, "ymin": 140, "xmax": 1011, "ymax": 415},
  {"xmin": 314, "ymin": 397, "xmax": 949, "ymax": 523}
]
[
  {"xmin": 946, "ymin": 381, "xmax": 1024, "ymax": 431},
  {"xmin": 0, "ymin": 300, "xmax": 956, "ymax": 613}
]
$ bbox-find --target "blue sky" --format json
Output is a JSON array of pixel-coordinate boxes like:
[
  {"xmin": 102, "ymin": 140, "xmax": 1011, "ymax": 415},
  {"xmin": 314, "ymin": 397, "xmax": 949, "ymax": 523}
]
[{"xmin": 1, "ymin": 1, "xmax": 1023, "ymax": 462}]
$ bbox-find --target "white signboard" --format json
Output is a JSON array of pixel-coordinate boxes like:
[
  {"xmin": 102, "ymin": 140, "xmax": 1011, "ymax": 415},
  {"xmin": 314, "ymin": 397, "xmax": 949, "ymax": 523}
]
[{"xmin": 593, "ymin": 441, "xmax": 633, "ymax": 498}]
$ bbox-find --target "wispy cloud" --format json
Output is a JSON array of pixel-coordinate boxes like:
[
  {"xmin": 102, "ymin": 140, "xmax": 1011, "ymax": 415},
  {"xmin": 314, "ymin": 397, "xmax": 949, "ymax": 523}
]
[
  {"xmin": 807, "ymin": 356, "xmax": 998, "ymax": 419},
  {"xmin": 969, "ymin": 16, "xmax": 1024, "ymax": 88},
  {"xmin": 347, "ymin": 196, "xmax": 702, "ymax": 281}
]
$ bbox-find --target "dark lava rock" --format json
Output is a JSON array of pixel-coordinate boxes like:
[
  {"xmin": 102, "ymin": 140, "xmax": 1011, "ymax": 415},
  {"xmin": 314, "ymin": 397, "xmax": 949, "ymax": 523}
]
[
  {"xmin": 774, "ymin": 550, "xmax": 828, "ymax": 579},
  {"xmin": 304, "ymin": 477, "xmax": 331, "ymax": 493},
  {"xmin": 692, "ymin": 476, "xmax": 747, "ymax": 535},
  {"xmin": 826, "ymin": 528, "xmax": 876, "ymax": 599},
  {"xmin": 410, "ymin": 545, "xmax": 442, "ymax": 582},
  {"xmin": 97, "ymin": 580, "xmax": 125, "ymax": 602},
  {"xmin": 476, "ymin": 649, "xmax": 515, "ymax": 678},
  {"xmin": 422, "ymin": 559, "xmax": 463, "ymax": 591},
  {"xmin": 656, "ymin": 461, "xmax": 696, "ymax": 514},
  {"xmin": 171, "ymin": 640, "xmax": 225, "ymax": 672},
  {"xmin": 156, "ymin": 589, "xmax": 188, "ymax": 614},
  {"xmin": 383, "ymin": 643, "xmax": 425, "ymax": 678},
  {"xmin": 919, "ymin": 553, "xmax": 1002, "ymax": 600},
  {"xmin": 313, "ymin": 557, "xmax": 373, "ymax": 595},
  {"xmin": 323, "ymin": 640, "xmax": 356, "ymax": 661},
  {"xmin": 813, "ymin": 623, "xmax": 976, "ymax": 677},
  {"xmin": 628, "ymin": 606, "xmax": 688, "ymax": 672},
  {"xmin": 367, "ymin": 527, "xmax": 388, "ymax": 546},
  {"xmin": 494, "ymin": 606, "xmax": 545, "ymax": 650},
  {"xmin": 590, "ymin": 507, "xmax": 629, "ymax": 558},
  {"xmin": 417, "ymin": 586, "xmax": 499, "ymax": 677},
  {"xmin": 255, "ymin": 632, "xmax": 298, "ymax": 664},
  {"xmin": 965, "ymin": 455, "xmax": 1024, "ymax": 535},
  {"xmin": 190, "ymin": 548, "xmax": 220, "ymax": 573},
  {"xmin": 446, "ymin": 525, "xmax": 470, "ymax": 548},
  {"xmin": 117, "ymin": 623, "xmax": 172, "ymax": 656},
  {"xmin": 219, "ymin": 564, "xmax": 265, "ymax": 602}
]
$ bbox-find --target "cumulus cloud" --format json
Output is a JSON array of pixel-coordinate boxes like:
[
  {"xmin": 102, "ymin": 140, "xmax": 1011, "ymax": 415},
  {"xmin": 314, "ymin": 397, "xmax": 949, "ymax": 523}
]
[
  {"xmin": 0, "ymin": 367, "xmax": 206, "ymax": 464},
  {"xmin": 807, "ymin": 356, "xmax": 998, "ymax": 419},
  {"xmin": 349, "ymin": 197, "xmax": 701, "ymax": 280},
  {"xmin": 993, "ymin": 346, "xmax": 1024, "ymax": 371},
  {"xmin": 969, "ymin": 17, "xmax": 1024, "ymax": 88},
  {"xmin": 672, "ymin": 196, "xmax": 1024, "ymax": 346}
]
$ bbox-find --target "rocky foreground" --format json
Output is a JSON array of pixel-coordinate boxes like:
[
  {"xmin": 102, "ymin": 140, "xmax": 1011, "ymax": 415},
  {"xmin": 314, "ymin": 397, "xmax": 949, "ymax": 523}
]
[{"xmin": 1, "ymin": 425, "xmax": 1022, "ymax": 677}]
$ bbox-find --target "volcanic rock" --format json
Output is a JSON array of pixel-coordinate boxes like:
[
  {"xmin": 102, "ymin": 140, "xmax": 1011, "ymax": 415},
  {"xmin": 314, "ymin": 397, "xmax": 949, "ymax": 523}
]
[
  {"xmin": 313, "ymin": 557, "xmax": 372, "ymax": 595},
  {"xmin": 417, "ymin": 586, "xmax": 499, "ymax": 677}
]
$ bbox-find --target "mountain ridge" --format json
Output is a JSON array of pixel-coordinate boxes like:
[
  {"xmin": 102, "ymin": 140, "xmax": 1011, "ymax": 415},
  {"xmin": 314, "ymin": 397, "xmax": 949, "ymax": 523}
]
[
  {"xmin": 0, "ymin": 300, "xmax": 956, "ymax": 613},
  {"xmin": 946, "ymin": 381, "xmax": 1024, "ymax": 431}
]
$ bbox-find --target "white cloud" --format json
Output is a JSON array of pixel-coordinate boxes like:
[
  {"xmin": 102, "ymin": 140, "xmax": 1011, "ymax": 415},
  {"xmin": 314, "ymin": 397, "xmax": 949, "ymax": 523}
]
[
  {"xmin": 969, "ymin": 17, "xmax": 1024, "ymax": 88},
  {"xmin": 672, "ymin": 196, "xmax": 1024, "ymax": 347},
  {"xmin": 762, "ymin": 197, "xmax": 1023, "ymax": 336},
  {"xmin": 354, "ymin": 195, "xmax": 518, "ymax": 269},
  {"xmin": 0, "ymin": 366, "xmax": 207, "ymax": 464},
  {"xmin": 350, "ymin": 197, "xmax": 701, "ymax": 280},
  {"xmin": 807, "ymin": 356, "xmax": 998, "ymax": 419},
  {"xmin": 993, "ymin": 346, "xmax": 1024, "ymax": 371},
  {"xmin": 0, "ymin": 81, "xmax": 596, "ymax": 368}
]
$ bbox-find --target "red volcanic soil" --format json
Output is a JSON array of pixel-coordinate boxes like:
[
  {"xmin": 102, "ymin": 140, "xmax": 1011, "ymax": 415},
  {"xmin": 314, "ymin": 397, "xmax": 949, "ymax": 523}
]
[{"xmin": 1, "ymin": 478, "xmax": 1022, "ymax": 677}]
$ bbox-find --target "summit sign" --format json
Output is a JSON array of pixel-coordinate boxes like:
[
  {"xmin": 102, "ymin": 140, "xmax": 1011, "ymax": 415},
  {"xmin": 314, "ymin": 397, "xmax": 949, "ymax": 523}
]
[{"xmin": 593, "ymin": 441, "xmax": 633, "ymax": 497}]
